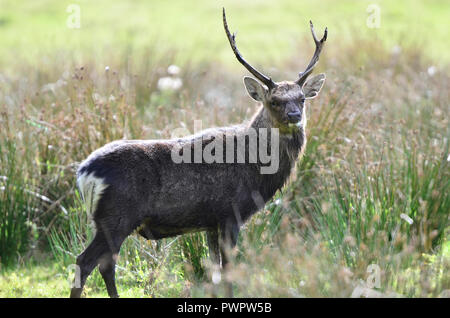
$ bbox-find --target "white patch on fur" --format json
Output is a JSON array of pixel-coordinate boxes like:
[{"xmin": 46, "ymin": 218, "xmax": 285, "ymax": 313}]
[
  {"xmin": 77, "ymin": 172, "xmax": 108, "ymax": 216},
  {"xmin": 302, "ymin": 107, "xmax": 307, "ymax": 129}
]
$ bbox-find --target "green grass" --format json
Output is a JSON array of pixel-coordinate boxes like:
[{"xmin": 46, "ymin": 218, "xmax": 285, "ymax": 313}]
[
  {"xmin": 0, "ymin": 260, "xmax": 152, "ymax": 297},
  {"xmin": 0, "ymin": 262, "xmax": 70, "ymax": 298},
  {"xmin": 0, "ymin": 140, "xmax": 38, "ymax": 267},
  {"xmin": 0, "ymin": 0, "xmax": 449, "ymax": 297}
]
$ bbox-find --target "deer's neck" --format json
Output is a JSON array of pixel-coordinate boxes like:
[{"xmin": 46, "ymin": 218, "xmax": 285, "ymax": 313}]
[
  {"xmin": 248, "ymin": 105, "xmax": 272, "ymax": 130},
  {"xmin": 245, "ymin": 105, "xmax": 306, "ymax": 203}
]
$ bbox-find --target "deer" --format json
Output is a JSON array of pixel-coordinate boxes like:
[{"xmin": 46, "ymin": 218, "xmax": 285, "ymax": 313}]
[{"xmin": 70, "ymin": 8, "xmax": 327, "ymax": 298}]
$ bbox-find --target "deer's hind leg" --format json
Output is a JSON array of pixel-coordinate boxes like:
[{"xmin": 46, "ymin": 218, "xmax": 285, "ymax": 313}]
[
  {"xmin": 95, "ymin": 221, "xmax": 128, "ymax": 298},
  {"xmin": 70, "ymin": 209, "xmax": 133, "ymax": 298},
  {"xmin": 70, "ymin": 230, "xmax": 111, "ymax": 298}
]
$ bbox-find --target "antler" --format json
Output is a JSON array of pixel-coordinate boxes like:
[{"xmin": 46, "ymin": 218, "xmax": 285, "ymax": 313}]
[
  {"xmin": 223, "ymin": 8, "xmax": 275, "ymax": 90},
  {"xmin": 296, "ymin": 21, "xmax": 327, "ymax": 86}
]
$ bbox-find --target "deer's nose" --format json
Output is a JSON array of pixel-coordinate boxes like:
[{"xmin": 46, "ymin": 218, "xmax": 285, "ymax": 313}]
[{"xmin": 287, "ymin": 111, "xmax": 302, "ymax": 123}]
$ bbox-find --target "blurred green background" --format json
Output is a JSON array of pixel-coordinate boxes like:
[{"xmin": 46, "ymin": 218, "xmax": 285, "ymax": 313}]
[{"xmin": 0, "ymin": 0, "xmax": 449, "ymax": 69}]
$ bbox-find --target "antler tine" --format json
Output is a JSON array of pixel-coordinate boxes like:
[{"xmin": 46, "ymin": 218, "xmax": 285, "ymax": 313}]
[
  {"xmin": 223, "ymin": 8, "xmax": 275, "ymax": 90},
  {"xmin": 296, "ymin": 21, "xmax": 327, "ymax": 86}
]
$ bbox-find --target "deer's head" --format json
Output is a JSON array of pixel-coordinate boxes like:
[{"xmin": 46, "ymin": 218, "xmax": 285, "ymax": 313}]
[{"xmin": 223, "ymin": 8, "xmax": 327, "ymax": 130}]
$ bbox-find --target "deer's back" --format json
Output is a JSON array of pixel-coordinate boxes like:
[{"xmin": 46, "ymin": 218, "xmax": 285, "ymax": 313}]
[{"xmin": 77, "ymin": 128, "xmax": 266, "ymax": 230}]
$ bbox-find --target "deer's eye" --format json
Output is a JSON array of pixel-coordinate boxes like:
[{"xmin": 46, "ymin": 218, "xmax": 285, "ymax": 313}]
[{"xmin": 271, "ymin": 101, "xmax": 280, "ymax": 108}]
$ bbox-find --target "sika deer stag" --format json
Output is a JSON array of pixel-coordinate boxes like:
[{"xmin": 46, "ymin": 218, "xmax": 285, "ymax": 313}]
[{"xmin": 70, "ymin": 8, "xmax": 327, "ymax": 298}]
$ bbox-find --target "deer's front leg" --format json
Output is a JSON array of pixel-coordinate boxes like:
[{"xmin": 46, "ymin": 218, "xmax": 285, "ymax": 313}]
[
  {"xmin": 206, "ymin": 229, "xmax": 220, "ymax": 266},
  {"xmin": 220, "ymin": 221, "xmax": 240, "ymax": 297},
  {"xmin": 206, "ymin": 225, "xmax": 239, "ymax": 297},
  {"xmin": 206, "ymin": 229, "xmax": 221, "ymax": 298}
]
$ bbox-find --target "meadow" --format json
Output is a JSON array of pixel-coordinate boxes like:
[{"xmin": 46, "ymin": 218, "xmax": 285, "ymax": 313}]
[{"xmin": 0, "ymin": 0, "xmax": 448, "ymax": 297}]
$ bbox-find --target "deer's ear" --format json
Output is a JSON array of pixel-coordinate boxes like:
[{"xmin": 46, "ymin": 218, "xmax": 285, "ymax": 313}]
[
  {"xmin": 303, "ymin": 73, "xmax": 326, "ymax": 99},
  {"xmin": 243, "ymin": 76, "xmax": 267, "ymax": 102}
]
